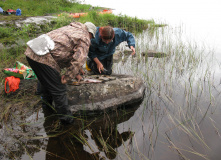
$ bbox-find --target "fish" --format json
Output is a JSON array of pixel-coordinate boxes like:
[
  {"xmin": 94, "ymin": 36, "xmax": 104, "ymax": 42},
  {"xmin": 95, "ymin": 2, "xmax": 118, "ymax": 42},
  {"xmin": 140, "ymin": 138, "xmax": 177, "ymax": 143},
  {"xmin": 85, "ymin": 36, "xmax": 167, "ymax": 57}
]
[
  {"xmin": 83, "ymin": 78, "xmax": 102, "ymax": 83},
  {"xmin": 69, "ymin": 78, "xmax": 102, "ymax": 85}
]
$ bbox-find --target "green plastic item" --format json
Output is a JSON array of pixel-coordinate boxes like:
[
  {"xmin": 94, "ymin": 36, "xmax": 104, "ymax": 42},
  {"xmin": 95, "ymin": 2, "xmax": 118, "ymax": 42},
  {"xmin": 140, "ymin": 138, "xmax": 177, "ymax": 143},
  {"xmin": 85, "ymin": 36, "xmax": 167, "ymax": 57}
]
[
  {"xmin": 3, "ymin": 61, "xmax": 37, "ymax": 79},
  {"xmin": 23, "ymin": 68, "xmax": 37, "ymax": 79},
  {"xmin": 3, "ymin": 68, "xmax": 24, "ymax": 79}
]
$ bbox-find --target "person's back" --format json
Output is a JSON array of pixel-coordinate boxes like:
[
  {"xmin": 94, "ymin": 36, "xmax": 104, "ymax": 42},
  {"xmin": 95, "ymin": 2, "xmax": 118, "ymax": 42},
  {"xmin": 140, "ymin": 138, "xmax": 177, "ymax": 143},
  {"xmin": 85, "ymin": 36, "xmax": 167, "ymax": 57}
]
[
  {"xmin": 87, "ymin": 26, "xmax": 136, "ymax": 75},
  {"xmin": 25, "ymin": 22, "xmax": 96, "ymax": 124}
]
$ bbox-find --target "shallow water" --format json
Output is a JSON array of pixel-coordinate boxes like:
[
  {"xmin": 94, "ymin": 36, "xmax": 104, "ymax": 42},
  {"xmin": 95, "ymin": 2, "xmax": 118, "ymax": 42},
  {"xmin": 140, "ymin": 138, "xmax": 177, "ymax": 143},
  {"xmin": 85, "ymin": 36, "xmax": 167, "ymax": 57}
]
[
  {"xmin": 112, "ymin": 26, "xmax": 221, "ymax": 159},
  {"xmin": 82, "ymin": 1, "xmax": 221, "ymax": 159}
]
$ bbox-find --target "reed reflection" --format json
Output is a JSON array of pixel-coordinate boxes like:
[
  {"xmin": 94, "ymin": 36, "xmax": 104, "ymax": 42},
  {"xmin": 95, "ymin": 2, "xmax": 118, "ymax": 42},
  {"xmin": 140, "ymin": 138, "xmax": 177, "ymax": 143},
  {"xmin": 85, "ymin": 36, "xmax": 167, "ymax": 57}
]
[{"xmin": 42, "ymin": 100, "xmax": 143, "ymax": 160}]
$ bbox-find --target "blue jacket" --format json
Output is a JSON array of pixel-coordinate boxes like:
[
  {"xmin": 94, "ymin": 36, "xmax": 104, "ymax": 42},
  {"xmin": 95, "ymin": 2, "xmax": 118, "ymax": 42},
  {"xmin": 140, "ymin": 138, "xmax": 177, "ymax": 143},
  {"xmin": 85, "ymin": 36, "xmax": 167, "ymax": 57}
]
[{"xmin": 88, "ymin": 27, "xmax": 135, "ymax": 60}]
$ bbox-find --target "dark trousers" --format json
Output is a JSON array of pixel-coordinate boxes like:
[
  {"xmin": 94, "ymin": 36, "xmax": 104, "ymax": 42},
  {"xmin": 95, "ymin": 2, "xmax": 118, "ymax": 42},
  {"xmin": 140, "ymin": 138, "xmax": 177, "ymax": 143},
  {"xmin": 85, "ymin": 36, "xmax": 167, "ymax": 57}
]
[
  {"xmin": 26, "ymin": 57, "xmax": 73, "ymax": 123},
  {"xmin": 87, "ymin": 55, "xmax": 113, "ymax": 75}
]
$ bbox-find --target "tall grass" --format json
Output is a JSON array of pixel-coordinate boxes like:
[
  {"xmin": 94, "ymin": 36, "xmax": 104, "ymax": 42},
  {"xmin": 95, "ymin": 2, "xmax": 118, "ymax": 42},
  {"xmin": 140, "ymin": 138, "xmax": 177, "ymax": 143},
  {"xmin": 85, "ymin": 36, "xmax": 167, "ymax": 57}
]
[{"xmin": 109, "ymin": 19, "xmax": 218, "ymax": 159}]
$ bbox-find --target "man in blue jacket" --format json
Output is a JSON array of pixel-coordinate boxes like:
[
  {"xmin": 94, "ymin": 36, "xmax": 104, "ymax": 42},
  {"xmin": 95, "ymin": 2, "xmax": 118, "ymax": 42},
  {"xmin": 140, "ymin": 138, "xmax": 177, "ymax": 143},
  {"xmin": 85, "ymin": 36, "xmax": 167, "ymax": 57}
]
[{"xmin": 87, "ymin": 26, "xmax": 136, "ymax": 75}]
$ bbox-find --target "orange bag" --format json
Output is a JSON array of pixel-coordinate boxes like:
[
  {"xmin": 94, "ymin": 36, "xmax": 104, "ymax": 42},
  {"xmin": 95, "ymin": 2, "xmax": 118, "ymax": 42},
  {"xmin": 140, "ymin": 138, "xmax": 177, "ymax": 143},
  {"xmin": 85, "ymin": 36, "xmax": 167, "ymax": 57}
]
[{"xmin": 5, "ymin": 76, "xmax": 20, "ymax": 93}]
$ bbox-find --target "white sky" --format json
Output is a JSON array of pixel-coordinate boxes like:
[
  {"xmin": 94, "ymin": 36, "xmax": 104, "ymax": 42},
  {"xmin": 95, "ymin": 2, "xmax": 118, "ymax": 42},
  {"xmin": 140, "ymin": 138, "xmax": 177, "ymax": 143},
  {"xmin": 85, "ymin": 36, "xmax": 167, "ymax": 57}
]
[{"xmin": 82, "ymin": 0, "xmax": 220, "ymax": 22}]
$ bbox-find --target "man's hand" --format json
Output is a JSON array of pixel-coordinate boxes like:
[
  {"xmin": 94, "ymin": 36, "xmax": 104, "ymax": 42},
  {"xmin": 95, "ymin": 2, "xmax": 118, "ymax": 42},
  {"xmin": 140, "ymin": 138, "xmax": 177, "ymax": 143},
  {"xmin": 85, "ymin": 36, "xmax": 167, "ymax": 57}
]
[
  {"xmin": 79, "ymin": 68, "xmax": 85, "ymax": 75},
  {"xmin": 61, "ymin": 75, "xmax": 67, "ymax": 84},
  {"xmin": 76, "ymin": 74, "xmax": 83, "ymax": 82},
  {"xmin": 93, "ymin": 57, "xmax": 104, "ymax": 74},
  {"xmin": 97, "ymin": 63, "xmax": 104, "ymax": 73},
  {"xmin": 130, "ymin": 46, "xmax": 136, "ymax": 56}
]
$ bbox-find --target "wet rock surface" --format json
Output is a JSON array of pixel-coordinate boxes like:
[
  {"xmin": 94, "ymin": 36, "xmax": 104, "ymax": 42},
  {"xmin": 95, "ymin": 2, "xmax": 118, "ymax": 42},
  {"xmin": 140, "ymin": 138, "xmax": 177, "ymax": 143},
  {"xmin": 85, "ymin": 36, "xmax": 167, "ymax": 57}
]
[
  {"xmin": 67, "ymin": 74, "xmax": 146, "ymax": 113},
  {"xmin": 0, "ymin": 16, "xmax": 56, "ymax": 27}
]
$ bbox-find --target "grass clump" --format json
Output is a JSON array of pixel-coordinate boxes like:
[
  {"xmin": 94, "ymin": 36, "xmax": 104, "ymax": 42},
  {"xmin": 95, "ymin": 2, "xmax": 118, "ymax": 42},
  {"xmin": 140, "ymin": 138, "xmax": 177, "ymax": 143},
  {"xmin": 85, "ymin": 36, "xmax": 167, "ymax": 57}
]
[{"xmin": 81, "ymin": 11, "xmax": 155, "ymax": 33}]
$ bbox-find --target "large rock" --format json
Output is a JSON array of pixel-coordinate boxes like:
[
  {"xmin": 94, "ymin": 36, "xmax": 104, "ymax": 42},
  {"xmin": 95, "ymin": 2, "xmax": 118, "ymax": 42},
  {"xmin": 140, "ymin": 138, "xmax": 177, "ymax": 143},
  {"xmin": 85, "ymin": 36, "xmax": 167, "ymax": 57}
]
[
  {"xmin": 67, "ymin": 74, "xmax": 146, "ymax": 113},
  {"xmin": 0, "ymin": 16, "xmax": 56, "ymax": 27}
]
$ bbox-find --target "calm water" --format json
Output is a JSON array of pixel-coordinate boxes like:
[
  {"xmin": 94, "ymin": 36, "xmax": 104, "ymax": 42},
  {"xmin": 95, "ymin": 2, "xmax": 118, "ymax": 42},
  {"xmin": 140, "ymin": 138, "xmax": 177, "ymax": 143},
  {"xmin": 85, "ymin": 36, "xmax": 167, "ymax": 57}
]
[
  {"xmin": 2, "ymin": 1, "xmax": 221, "ymax": 160},
  {"xmin": 81, "ymin": 1, "xmax": 221, "ymax": 160}
]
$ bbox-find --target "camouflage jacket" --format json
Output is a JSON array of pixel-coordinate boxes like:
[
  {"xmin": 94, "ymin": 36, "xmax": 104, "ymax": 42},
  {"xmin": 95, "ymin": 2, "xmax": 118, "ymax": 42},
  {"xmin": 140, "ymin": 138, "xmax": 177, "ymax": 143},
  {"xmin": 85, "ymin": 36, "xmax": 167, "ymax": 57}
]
[{"xmin": 24, "ymin": 22, "xmax": 90, "ymax": 81}]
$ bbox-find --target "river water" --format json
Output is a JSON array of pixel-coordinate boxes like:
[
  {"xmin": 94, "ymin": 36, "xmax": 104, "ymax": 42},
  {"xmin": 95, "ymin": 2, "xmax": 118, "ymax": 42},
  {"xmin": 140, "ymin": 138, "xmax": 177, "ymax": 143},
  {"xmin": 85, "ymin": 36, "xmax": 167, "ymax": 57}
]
[{"xmin": 80, "ymin": 1, "xmax": 221, "ymax": 160}]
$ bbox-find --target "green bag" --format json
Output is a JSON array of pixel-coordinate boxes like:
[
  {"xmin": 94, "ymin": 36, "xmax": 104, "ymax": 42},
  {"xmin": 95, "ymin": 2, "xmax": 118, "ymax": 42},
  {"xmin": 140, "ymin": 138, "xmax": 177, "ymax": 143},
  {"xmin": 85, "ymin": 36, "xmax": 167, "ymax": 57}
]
[
  {"xmin": 3, "ymin": 61, "xmax": 37, "ymax": 79},
  {"xmin": 23, "ymin": 68, "xmax": 37, "ymax": 79}
]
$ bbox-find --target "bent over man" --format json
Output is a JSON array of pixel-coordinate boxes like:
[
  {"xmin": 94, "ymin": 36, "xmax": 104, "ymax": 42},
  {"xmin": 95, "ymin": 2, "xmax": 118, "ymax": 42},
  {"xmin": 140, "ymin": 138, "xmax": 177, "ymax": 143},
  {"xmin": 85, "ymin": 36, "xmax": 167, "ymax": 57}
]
[
  {"xmin": 25, "ymin": 22, "xmax": 96, "ymax": 124},
  {"xmin": 87, "ymin": 26, "xmax": 135, "ymax": 75}
]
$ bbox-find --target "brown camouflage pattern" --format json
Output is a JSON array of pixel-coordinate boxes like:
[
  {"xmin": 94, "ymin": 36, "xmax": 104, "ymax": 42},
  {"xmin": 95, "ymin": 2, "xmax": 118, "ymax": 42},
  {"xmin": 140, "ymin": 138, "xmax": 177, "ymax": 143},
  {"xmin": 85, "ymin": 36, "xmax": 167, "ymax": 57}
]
[{"xmin": 24, "ymin": 22, "xmax": 90, "ymax": 81}]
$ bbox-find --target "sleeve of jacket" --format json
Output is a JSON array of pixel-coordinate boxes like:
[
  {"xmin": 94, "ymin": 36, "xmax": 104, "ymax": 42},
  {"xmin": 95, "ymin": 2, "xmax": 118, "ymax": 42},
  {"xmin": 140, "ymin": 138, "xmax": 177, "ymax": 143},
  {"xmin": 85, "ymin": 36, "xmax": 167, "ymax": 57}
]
[
  {"xmin": 64, "ymin": 39, "xmax": 89, "ymax": 81},
  {"xmin": 115, "ymin": 28, "xmax": 136, "ymax": 48}
]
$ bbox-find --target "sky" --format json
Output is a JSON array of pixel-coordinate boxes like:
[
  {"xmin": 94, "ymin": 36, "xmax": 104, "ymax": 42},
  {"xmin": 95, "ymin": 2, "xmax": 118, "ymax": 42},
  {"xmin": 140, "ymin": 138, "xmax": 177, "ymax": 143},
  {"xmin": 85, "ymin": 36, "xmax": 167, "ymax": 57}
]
[{"xmin": 82, "ymin": 0, "xmax": 220, "ymax": 22}]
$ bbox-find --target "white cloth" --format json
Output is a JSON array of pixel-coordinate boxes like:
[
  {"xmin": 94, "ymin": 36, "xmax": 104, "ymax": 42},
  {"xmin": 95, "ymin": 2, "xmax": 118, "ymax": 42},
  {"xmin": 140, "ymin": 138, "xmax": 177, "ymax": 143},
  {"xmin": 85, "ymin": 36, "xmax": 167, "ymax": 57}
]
[
  {"xmin": 0, "ymin": 7, "xmax": 3, "ymax": 13},
  {"xmin": 27, "ymin": 34, "xmax": 55, "ymax": 56}
]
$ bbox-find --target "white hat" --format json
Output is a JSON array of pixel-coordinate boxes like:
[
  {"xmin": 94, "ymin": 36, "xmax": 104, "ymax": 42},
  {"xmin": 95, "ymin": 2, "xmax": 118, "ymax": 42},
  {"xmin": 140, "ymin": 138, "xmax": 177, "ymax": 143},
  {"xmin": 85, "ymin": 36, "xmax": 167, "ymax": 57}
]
[{"xmin": 84, "ymin": 22, "xmax": 96, "ymax": 38}]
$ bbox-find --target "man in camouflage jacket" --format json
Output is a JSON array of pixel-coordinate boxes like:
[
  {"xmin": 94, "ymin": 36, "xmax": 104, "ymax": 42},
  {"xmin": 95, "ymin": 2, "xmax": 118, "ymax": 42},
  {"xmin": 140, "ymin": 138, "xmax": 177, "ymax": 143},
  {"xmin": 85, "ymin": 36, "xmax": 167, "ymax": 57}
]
[{"xmin": 25, "ymin": 22, "xmax": 96, "ymax": 124}]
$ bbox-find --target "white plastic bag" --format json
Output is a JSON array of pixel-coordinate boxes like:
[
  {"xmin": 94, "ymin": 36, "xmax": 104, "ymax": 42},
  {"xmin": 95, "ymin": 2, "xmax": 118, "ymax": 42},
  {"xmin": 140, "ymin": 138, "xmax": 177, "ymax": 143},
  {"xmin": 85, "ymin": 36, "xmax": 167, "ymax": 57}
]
[{"xmin": 27, "ymin": 34, "xmax": 55, "ymax": 56}]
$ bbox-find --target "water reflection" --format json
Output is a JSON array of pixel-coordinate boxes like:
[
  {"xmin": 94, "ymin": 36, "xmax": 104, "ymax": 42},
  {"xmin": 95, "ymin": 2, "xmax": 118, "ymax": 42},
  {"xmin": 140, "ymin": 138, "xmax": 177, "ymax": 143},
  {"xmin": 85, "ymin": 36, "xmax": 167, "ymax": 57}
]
[
  {"xmin": 42, "ymin": 100, "xmax": 143, "ymax": 160},
  {"xmin": 0, "ymin": 109, "xmax": 47, "ymax": 160}
]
